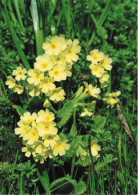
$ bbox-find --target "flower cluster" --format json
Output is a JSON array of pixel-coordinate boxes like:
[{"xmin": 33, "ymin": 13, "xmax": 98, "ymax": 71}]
[
  {"xmin": 87, "ymin": 49, "xmax": 112, "ymax": 88},
  {"xmin": 15, "ymin": 110, "xmax": 70, "ymax": 163},
  {"xmin": 104, "ymin": 91, "xmax": 121, "ymax": 108},
  {"xmin": 6, "ymin": 35, "xmax": 81, "ymax": 103}
]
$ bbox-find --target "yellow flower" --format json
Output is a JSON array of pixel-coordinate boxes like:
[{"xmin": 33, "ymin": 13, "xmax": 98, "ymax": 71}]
[
  {"xmin": 80, "ymin": 108, "xmax": 92, "ymax": 117},
  {"xmin": 40, "ymin": 77, "xmax": 56, "ymax": 93},
  {"xmin": 26, "ymin": 84, "xmax": 41, "ymax": 97},
  {"xmin": 15, "ymin": 120, "xmax": 29, "ymax": 137},
  {"xmin": 87, "ymin": 84, "xmax": 100, "ymax": 98},
  {"xmin": 34, "ymin": 54, "xmax": 54, "ymax": 72},
  {"xmin": 37, "ymin": 122, "xmax": 58, "ymax": 137},
  {"xmin": 80, "ymin": 151, "xmax": 87, "ymax": 160},
  {"xmin": 43, "ymin": 134, "xmax": 59, "ymax": 148},
  {"xmin": 20, "ymin": 112, "xmax": 37, "ymax": 124},
  {"xmin": 23, "ymin": 128, "xmax": 39, "ymax": 145},
  {"xmin": 89, "ymin": 63, "xmax": 104, "ymax": 78},
  {"xmin": 33, "ymin": 141, "xmax": 46, "ymax": 154},
  {"xmin": 22, "ymin": 145, "xmax": 35, "ymax": 157},
  {"xmin": 43, "ymin": 99, "xmax": 51, "ymax": 107},
  {"xmin": 36, "ymin": 109, "xmax": 55, "ymax": 123},
  {"xmin": 53, "ymin": 139, "xmax": 70, "ymax": 156},
  {"xmin": 49, "ymin": 87, "xmax": 66, "ymax": 102},
  {"xmin": 110, "ymin": 91, "xmax": 121, "ymax": 98},
  {"xmin": 87, "ymin": 49, "xmax": 104, "ymax": 64},
  {"xmin": 99, "ymin": 73, "xmax": 109, "ymax": 84},
  {"xmin": 108, "ymin": 98, "xmax": 118, "ymax": 106},
  {"xmin": 27, "ymin": 69, "xmax": 44, "ymax": 86},
  {"xmin": 64, "ymin": 39, "xmax": 81, "ymax": 63},
  {"xmin": 52, "ymin": 53, "xmax": 66, "ymax": 65},
  {"xmin": 5, "ymin": 76, "xmax": 16, "ymax": 89},
  {"xmin": 49, "ymin": 64, "xmax": 67, "ymax": 81},
  {"xmin": 101, "ymin": 55, "xmax": 112, "ymax": 70},
  {"xmin": 43, "ymin": 36, "xmax": 66, "ymax": 55},
  {"xmin": 14, "ymin": 84, "xmax": 24, "ymax": 94},
  {"xmin": 91, "ymin": 144, "xmax": 101, "ymax": 157},
  {"xmin": 12, "ymin": 66, "xmax": 27, "ymax": 81}
]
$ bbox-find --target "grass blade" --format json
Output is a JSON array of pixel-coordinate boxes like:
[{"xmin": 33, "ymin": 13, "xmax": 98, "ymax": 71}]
[
  {"xmin": 3, "ymin": 2, "xmax": 31, "ymax": 70},
  {"xmin": 13, "ymin": 0, "xmax": 24, "ymax": 29},
  {"xmin": 31, "ymin": 0, "xmax": 44, "ymax": 56}
]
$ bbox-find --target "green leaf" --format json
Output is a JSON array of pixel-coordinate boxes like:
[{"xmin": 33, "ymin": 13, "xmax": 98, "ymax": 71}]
[
  {"xmin": 95, "ymin": 154, "xmax": 118, "ymax": 171},
  {"xmin": 68, "ymin": 123, "xmax": 77, "ymax": 139},
  {"xmin": 3, "ymin": 2, "xmax": 31, "ymax": 70},
  {"xmin": 91, "ymin": 115, "xmax": 106, "ymax": 132},
  {"xmin": 57, "ymin": 99, "xmax": 75, "ymax": 128},
  {"xmin": 12, "ymin": 105, "xmax": 27, "ymax": 116},
  {"xmin": 74, "ymin": 180, "xmax": 86, "ymax": 194},
  {"xmin": 37, "ymin": 170, "xmax": 50, "ymax": 194}
]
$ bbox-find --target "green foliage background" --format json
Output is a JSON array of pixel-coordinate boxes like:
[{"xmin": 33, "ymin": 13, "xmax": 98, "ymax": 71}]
[{"xmin": 0, "ymin": 0, "xmax": 137, "ymax": 194}]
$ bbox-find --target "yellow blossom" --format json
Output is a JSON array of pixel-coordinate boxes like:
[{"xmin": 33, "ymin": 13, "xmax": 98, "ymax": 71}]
[
  {"xmin": 40, "ymin": 77, "xmax": 56, "ymax": 93},
  {"xmin": 37, "ymin": 122, "xmax": 58, "ymax": 137},
  {"xmin": 87, "ymin": 49, "xmax": 104, "ymax": 64},
  {"xmin": 64, "ymin": 39, "xmax": 81, "ymax": 63},
  {"xmin": 89, "ymin": 63, "xmax": 104, "ymax": 78},
  {"xmin": 101, "ymin": 55, "xmax": 112, "ymax": 70},
  {"xmin": 12, "ymin": 66, "xmax": 27, "ymax": 81},
  {"xmin": 43, "ymin": 36, "xmax": 66, "ymax": 55},
  {"xmin": 43, "ymin": 99, "xmax": 51, "ymax": 107},
  {"xmin": 15, "ymin": 120, "xmax": 29, "ymax": 137},
  {"xmin": 49, "ymin": 64, "xmax": 67, "ymax": 81},
  {"xmin": 91, "ymin": 144, "xmax": 101, "ymax": 157},
  {"xmin": 22, "ymin": 145, "xmax": 35, "ymax": 157},
  {"xmin": 23, "ymin": 128, "xmax": 39, "ymax": 145},
  {"xmin": 20, "ymin": 112, "xmax": 37, "ymax": 124},
  {"xmin": 34, "ymin": 54, "xmax": 54, "ymax": 72},
  {"xmin": 26, "ymin": 84, "xmax": 41, "ymax": 97},
  {"xmin": 36, "ymin": 109, "xmax": 55, "ymax": 123},
  {"xmin": 80, "ymin": 108, "xmax": 92, "ymax": 117},
  {"xmin": 43, "ymin": 134, "xmax": 59, "ymax": 148},
  {"xmin": 53, "ymin": 139, "xmax": 70, "ymax": 156},
  {"xmin": 14, "ymin": 84, "xmax": 24, "ymax": 94},
  {"xmin": 49, "ymin": 87, "xmax": 66, "ymax": 102},
  {"xmin": 87, "ymin": 84, "xmax": 100, "ymax": 98},
  {"xmin": 5, "ymin": 76, "xmax": 16, "ymax": 89},
  {"xmin": 27, "ymin": 69, "xmax": 44, "ymax": 85}
]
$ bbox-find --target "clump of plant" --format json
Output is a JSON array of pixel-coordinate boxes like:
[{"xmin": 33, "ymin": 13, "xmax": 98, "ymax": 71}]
[{"xmin": 5, "ymin": 35, "xmax": 121, "ymax": 193}]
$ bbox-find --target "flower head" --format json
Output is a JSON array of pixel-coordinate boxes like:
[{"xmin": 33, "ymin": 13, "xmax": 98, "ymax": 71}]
[
  {"xmin": 27, "ymin": 69, "xmax": 44, "ymax": 86},
  {"xmin": 12, "ymin": 66, "xmax": 27, "ymax": 81},
  {"xmin": 91, "ymin": 143, "xmax": 101, "ymax": 157},
  {"xmin": 5, "ymin": 76, "xmax": 16, "ymax": 89},
  {"xmin": 53, "ymin": 139, "xmax": 70, "ymax": 156},
  {"xmin": 87, "ymin": 49, "xmax": 104, "ymax": 64}
]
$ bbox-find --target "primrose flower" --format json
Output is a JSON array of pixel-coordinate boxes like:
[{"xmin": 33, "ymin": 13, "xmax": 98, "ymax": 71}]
[
  {"xmin": 101, "ymin": 55, "xmax": 112, "ymax": 70},
  {"xmin": 49, "ymin": 87, "xmax": 66, "ymax": 102},
  {"xmin": 37, "ymin": 122, "xmax": 58, "ymax": 137},
  {"xmin": 53, "ymin": 139, "xmax": 70, "ymax": 156},
  {"xmin": 109, "ymin": 91, "xmax": 121, "ymax": 98},
  {"xmin": 20, "ymin": 112, "xmax": 37, "ymax": 125},
  {"xmin": 87, "ymin": 84, "xmax": 101, "ymax": 98},
  {"xmin": 99, "ymin": 73, "xmax": 109, "ymax": 84},
  {"xmin": 40, "ymin": 77, "xmax": 56, "ymax": 93},
  {"xmin": 14, "ymin": 84, "xmax": 24, "ymax": 94},
  {"xmin": 34, "ymin": 54, "xmax": 54, "ymax": 72},
  {"xmin": 23, "ymin": 128, "xmax": 39, "ymax": 145},
  {"xmin": 80, "ymin": 151, "xmax": 87, "ymax": 160},
  {"xmin": 64, "ymin": 39, "xmax": 81, "ymax": 63},
  {"xmin": 12, "ymin": 66, "xmax": 27, "ymax": 81},
  {"xmin": 36, "ymin": 109, "xmax": 55, "ymax": 123},
  {"xmin": 89, "ymin": 63, "xmax": 104, "ymax": 78},
  {"xmin": 80, "ymin": 108, "xmax": 92, "ymax": 117},
  {"xmin": 91, "ymin": 143, "xmax": 101, "ymax": 157},
  {"xmin": 43, "ymin": 99, "xmax": 51, "ymax": 107},
  {"xmin": 15, "ymin": 120, "xmax": 29, "ymax": 137},
  {"xmin": 5, "ymin": 76, "xmax": 16, "ymax": 89},
  {"xmin": 49, "ymin": 64, "xmax": 67, "ymax": 81},
  {"xmin": 43, "ymin": 134, "xmax": 59, "ymax": 148},
  {"xmin": 33, "ymin": 141, "xmax": 46, "ymax": 154},
  {"xmin": 43, "ymin": 36, "xmax": 66, "ymax": 55},
  {"xmin": 87, "ymin": 49, "xmax": 104, "ymax": 64},
  {"xmin": 22, "ymin": 145, "xmax": 35, "ymax": 157},
  {"xmin": 27, "ymin": 69, "xmax": 44, "ymax": 86},
  {"xmin": 52, "ymin": 53, "xmax": 66, "ymax": 65},
  {"xmin": 26, "ymin": 84, "xmax": 41, "ymax": 97}
]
